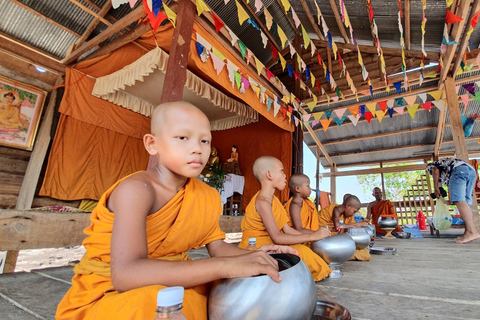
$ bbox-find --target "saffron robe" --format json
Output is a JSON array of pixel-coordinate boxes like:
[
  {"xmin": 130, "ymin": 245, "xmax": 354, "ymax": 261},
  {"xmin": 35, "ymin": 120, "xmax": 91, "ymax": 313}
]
[
  {"xmin": 317, "ymin": 204, "xmax": 371, "ymax": 261},
  {"xmin": 370, "ymin": 200, "xmax": 403, "ymax": 235},
  {"xmin": 56, "ymin": 175, "xmax": 226, "ymax": 320},
  {"xmin": 284, "ymin": 197, "xmax": 320, "ymax": 231},
  {"xmin": 239, "ymin": 192, "xmax": 331, "ymax": 281}
]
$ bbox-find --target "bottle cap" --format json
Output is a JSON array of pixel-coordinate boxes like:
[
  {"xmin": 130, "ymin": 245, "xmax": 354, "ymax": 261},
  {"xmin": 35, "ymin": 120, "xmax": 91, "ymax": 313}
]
[
  {"xmin": 248, "ymin": 238, "xmax": 256, "ymax": 244},
  {"xmin": 157, "ymin": 287, "xmax": 184, "ymax": 307}
]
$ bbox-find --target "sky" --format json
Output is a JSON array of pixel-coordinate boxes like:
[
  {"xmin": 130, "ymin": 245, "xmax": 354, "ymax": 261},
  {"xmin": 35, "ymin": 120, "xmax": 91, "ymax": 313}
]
[{"xmin": 302, "ymin": 142, "xmax": 374, "ymax": 204}]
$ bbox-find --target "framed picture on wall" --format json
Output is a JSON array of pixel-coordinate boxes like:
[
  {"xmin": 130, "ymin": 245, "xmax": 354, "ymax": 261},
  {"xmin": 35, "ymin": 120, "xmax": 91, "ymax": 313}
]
[{"xmin": 0, "ymin": 75, "xmax": 46, "ymax": 150}]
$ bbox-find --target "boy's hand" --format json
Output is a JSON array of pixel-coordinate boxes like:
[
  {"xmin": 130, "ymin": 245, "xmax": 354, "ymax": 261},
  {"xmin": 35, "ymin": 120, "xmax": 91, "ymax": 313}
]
[
  {"xmin": 356, "ymin": 221, "xmax": 368, "ymax": 227},
  {"xmin": 258, "ymin": 244, "xmax": 299, "ymax": 256},
  {"xmin": 311, "ymin": 227, "xmax": 331, "ymax": 241},
  {"xmin": 221, "ymin": 250, "xmax": 283, "ymax": 283}
]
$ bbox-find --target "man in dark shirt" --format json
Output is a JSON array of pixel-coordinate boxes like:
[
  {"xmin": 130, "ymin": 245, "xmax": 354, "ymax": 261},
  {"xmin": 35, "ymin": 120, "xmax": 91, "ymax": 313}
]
[{"xmin": 426, "ymin": 157, "xmax": 480, "ymax": 244}]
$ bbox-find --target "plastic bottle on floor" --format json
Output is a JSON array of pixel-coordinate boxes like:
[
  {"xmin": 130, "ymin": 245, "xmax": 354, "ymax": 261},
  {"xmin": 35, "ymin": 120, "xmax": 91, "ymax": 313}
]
[{"xmin": 154, "ymin": 287, "xmax": 187, "ymax": 320}]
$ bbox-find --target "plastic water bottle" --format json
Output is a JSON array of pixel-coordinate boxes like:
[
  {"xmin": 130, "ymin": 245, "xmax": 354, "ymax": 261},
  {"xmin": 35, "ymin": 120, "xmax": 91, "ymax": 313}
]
[
  {"xmin": 154, "ymin": 287, "xmax": 187, "ymax": 319},
  {"xmin": 246, "ymin": 238, "xmax": 257, "ymax": 250}
]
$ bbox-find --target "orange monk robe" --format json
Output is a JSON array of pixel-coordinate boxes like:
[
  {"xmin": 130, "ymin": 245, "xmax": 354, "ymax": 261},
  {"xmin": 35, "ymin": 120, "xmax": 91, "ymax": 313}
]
[
  {"xmin": 317, "ymin": 204, "xmax": 371, "ymax": 261},
  {"xmin": 239, "ymin": 192, "xmax": 331, "ymax": 281},
  {"xmin": 284, "ymin": 197, "xmax": 320, "ymax": 231},
  {"xmin": 56, "ymin": 176, "xmax": 225, "ymax": 320},
  {"xmin": 370, "ymin": 200, "xmax": 403, "ymax": 236}
]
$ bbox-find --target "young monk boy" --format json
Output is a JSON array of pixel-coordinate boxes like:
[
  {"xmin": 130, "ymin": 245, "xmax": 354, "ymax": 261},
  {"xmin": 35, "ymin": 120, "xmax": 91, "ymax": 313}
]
[
  {"xmin": 239, "ymin": 156, "xmax": 332, "ymax": 281},
  {"xmin": 318, "ymin": 194, "xmax": 371, "ymax": 261},
  {"xmin": 56, "ymin": 102, "xmax": 296, "ymax": 320},
  {"xmin": 284, "ymin": 173, "xmax": 319, "ymax": 234}
]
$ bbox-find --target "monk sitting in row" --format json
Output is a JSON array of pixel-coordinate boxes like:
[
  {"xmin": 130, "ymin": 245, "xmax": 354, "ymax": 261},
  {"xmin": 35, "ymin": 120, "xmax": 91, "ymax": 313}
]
[
  {"xmin": 366, "ymin": 187, "xmax": 403, "ymax": 236},
  {"xmin": 318, "ymin": 194, "xmax": 371, "ymax": 261},
  {"xmin": 238, "ymin": 156, "xmax": 332, "ymax": 281},
  {"xmin": 56, "ymin": 102, "xmax": 296, "ymax": 320}
]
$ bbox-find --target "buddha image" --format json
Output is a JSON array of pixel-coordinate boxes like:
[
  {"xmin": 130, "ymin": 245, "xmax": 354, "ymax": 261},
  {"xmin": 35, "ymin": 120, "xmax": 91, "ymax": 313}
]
[{"xmin": 0, "ymin": 90, "xmax": 29, "ymax": 132}]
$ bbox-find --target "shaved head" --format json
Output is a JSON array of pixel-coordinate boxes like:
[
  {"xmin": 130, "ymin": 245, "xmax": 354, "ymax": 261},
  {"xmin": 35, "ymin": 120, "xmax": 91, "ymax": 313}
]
[
  {"xmin": 343, "ymin": 193, "xmax": 352, "ymax": 203},
  {"xmin": 253, "ymin": 156, "xmax": 281, "ymax": 182},
  {"xmin": 344, "ymin": 194, "xmax": 361, "ymax": 207},
  {"xmin": 151, "ymin": 101, "xmax": 208, "ymax": 135},
  {"xmin": 372, "ymin": 187, "xmax": 382, "ymax": 194},
  {"xmin": 288, "ymin": 173, "xmax": 309, "ymax": 190}
]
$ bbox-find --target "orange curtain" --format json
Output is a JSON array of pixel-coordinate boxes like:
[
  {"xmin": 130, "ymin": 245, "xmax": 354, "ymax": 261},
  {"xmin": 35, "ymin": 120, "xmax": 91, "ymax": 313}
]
[{"xmin": 211, "ymin": 116, "xmax": 292, "ymax": 208}]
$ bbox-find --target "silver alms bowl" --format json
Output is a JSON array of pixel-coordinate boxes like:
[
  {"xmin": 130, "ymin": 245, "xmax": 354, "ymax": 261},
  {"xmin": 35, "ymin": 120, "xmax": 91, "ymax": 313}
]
[
  {"xmin": 362, "ymin": 224, "xmax": 376, "ymax": 238},
  {"xmin": 347, "ymin": 228, "xmax": 371, "ymax": 249},
  {"xmin": 311, "ymin": 233, "xmax": 356, "ymax": 266},
  {"xmin": 378, "ymin": 216, "xmax": 398, "ymax": 229},
  {"xmin": 208, "ymin": 253, "xmax": 317, "ymax": 320}
]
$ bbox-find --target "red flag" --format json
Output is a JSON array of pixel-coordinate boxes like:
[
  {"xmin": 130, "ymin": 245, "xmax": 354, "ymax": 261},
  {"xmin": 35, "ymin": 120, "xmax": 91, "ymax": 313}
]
[
  {"xmin": 288, "ymin": 106, "xmax": 293, "ymax": 113},
  {"xmin": 293, "ymin": 72, "xmax": 301, "ymax": 80},
  {"xmin": 471, "ymin": 10, "xmax": 480, "ymax": 29},
  {"xmin": 270, "ymin": 41, "xmax": 278, "ymax": 59},
  {"xmin": 212, "ymin": 13, "xmax": 224, "ymax": 33},
  {"xmin": 266, "ymin": 68, "xmax": 275, "ymax": 80},
  {"xmin": 365, "ymin": 111, "xmax": 373, "ymax": 123},
  {"xmin": 368, "ymin": 0, "xmax": 374, "ymax": 20},
  {"xmin": 281, "ymin": 107, "xmax": 287, "ymax": 117},
  {"xmin": 377, "ymin": 100, "xmax": 387, "ymax": 112},
  {"xmin": 422, "ymin": 101, "xmax": 432, "ymax": 111},
  {"xmin": 445, "ymin": 8, "xmax": 464, "ymax": 24},
  {"xmin": 317, "ymin": 52, "xmax": 323, "ymax": 66},
  {"xmin": 338, "ymin": 52, "xmax": 343, "ymax": 68},
  {"xmin": 316, "ymin": 80, "xmax": 322, "ymax": 93},
  {"xmin": 398, "ymin": 0, "xmax": 403, "ymax": 18},
  {"xmin": 143, "ymin": 0, "xmax": 167, "ymax": 31}
]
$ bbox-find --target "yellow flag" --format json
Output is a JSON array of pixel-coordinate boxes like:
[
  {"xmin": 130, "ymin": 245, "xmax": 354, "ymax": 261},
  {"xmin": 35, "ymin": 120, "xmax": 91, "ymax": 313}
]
[
  {"xmin": 407, "ymin": 104, "xmax": 419, "ymax": 119},
  {"xmin": 313, "ymin": 111, "xmax": 324, "ymax": 121},
  {"xmin": 312, "ymin": 94, "xmax": 317, "ymax": 106},
  {"xmin": 307, "ymin": 102, "xmax": 315, "ymax": 112},
  {"xmin": 366, "ymin": 102, "xmax": 377, "ymax": 114},
  {"xmin": 282, "ymin": 95, "xmax": 290, "ymax": 103},
  {"xmin": 264, "ymin": 8, "xmax": 273, "ymax": 30},
  {"xmin": 296, "ymin": 54, "xmax": 301, "ymax": 71},
  {"xmin": 280, "ymin": 0, "xmax": 291, "ymax": 13},
  {"xmin": 428, "ymin": 90, "xmax": 444, "ymax": 101},
  {"xmin": 279, "ymin": 54, "xmax": 286, "ymax": 71},
  {"xmin": 251, "ymin": 83, "xmax": 260, "ymax": 97},
  {"xmin": 196, "ymin": 0, "xmax": 210, "ymax": 16},
  {"xmin": 291, "ymin": 93, "xmax": 296, "ymax": 103},
  {"xmin": 332, "ymin": 41, "xmax": 338, "ymax": 60},
  {"xmin": 277, "ymin": 26, "xmax": 288, "ymax": 49},
  {"xmin": 311, "ymin": 73, "xmax": 316, "ymax": 87},
  {"xmin": 376, "ymin": 110, "xmax": 386, "ymax": 123},
  {"xmin": 163, "ymin": 3, "xmax": 177, "ymax": 27},
  {"xmin": 446, "ymin": 0, "xmax": 453, "ymax": 7},
  {"xmin": 212, "ymin": 47, "xmax": 226, "ymax": 61},
  {"xmin": 301, "ymin": 25, "xmax": 311, "ymax": 49},
  {"xmin": 254, "ymin": 56, "xmax": 264, "ymax": 75},
  {"xmin": 236, "ymin": 0, "xmax": 249, "ymax": 25}
]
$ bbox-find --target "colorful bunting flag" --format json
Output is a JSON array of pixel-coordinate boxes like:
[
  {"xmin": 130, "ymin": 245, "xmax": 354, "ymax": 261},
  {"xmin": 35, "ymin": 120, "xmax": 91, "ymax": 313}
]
[
  {"xmin": 196, "ymin": 0, "xmax": 210, "ymax": 16},
  {"xmin": 377, "ymin": 100, "xmax": 387, "ymax": 112},
  {"xmin": 320, "ymin": 118, "xmax": 332, "ymax": 132},
  {"xmin": 388, "ymin": 108, "xmax": 394, "ymax": 118},
  {"xmin": 366, "ymin": 103, "xmax": 377, "ymax": 114},
  {"xmin": 270, "ymin": 41, "xmax": 278, "ymax": 59},
  {"xmin": 163, "ymin": 3, "xmax": 176, "ymax": 27},
  {"xmin": 348, "ymin": 114, "xmax": 360, "ymax": 126},
  {"xmin": 445, "ymin": 8, "xmax": 464, "ymax": 24},
  {"xmin": 418, "ymin": 93, "xmax": 427, "ymax": 103},
  {"xmin": 393, "ymin": 106, "xmax": 405, "ymax": 114},
  {"xmin": 212, "ymin": 13, "xmax": 224, "ymax": 33},
  {"xmin": 334, "ymin": 115, "xmax": 347, "ymax": 126},
  {"xmin": 462, "ymin": 83, "xmax": 476, "ymax": 95},
  {"xmin": 376, "ymin": 110, "xmax": 386, "ymax": 123},
  {"xmin": 280, "ymin": 0, "xmax": 291, "ymax": 13},
  {"xmin": 433, "ymin": 99, "xmax": 445, "ymax": 112},
  {"xmin": 393, "ymin": 81, "xmax": 402, "ymax": 94},
  {"xmin": 348, "ymin": 106, "xmax": 359, "ymax": 117},
  {"xmin": 364, "ymin": 111, "xmax": 373, "ymax": 123},
  {"xmin": 210, "ymin": 53, "xmax": 225, "ymax": 75},
  {"xmin": 237, "ymin": 40, "xmax": 246, "ymax": 59},
  {"xmin": 460, "ymin": 94, "xmax": 469, "ymax": 107},
  {"xmin": 277, "ymin": 26, "xmax": 288, "ymax": 49},
  {"xmin": 404, "ymin": 95, "xmax": 417, "ymax": 106},
  {"xmin": 254, "ymin": 56, "xmax": 264, "ymax": 75},
  {"xmin": 334, "ymin": 108, "xmax": 347, "ymax": 118},
  {"xmin": 422, "ymin": 101, "xmax": 432, "ymax": 111},
  {"xmin": 234, "ymin": 71, "xmax": 241, "ymax": 89},
  {"xmin": 428, "ymin": 90, "xmax": 444, "ymax": 101},
  {"xmin": 235, "ymin": 0, "xmax": 249, "ymax": 25},
  {"xmin": 407, "ymin": 104, "xmax": 419, "ymax": 119},
  {"xmin": 395, "ymin": 97, "xmax": 404, "ymax": 106},
  {"xmin": 264, "ymin": 8, "xmax": 273, "ymax": 30},
  {"xmin": 301, "ymin": 25, "xmax": 311, "ymax": 49},
  {"xmin": 313, "ymin": 112, "xmax": 324, "ymax": 121}
]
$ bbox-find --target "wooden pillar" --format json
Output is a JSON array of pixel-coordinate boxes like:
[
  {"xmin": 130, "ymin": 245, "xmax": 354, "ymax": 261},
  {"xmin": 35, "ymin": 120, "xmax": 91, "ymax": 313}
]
[
  {"xmin": 0, "ymin": 250, "xmax": 19, "ymax": 273},
  {"xmin": 148, "ymin": 0, "xmax": 195, "ymax": 169},
  {"xmin": 330, "ymin": 164, "xmax": 337, "ymax": 204},
  {"xmin": 315, "ymin": 146, "xmax": 320, "ymax": 209},
  {"xmin": 292, "ymin": 36, "xmax": 303, "ymax": 174},
  {"xmin": 445, "ymin": 76, "xmax": 480, "ymax": 227},
  {"xmin": 380, "ymin": 162, "xmax": 386, "ymax": 200}
]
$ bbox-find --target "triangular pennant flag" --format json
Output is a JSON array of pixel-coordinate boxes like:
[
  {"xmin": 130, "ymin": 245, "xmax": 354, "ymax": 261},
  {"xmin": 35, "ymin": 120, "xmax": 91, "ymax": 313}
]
[
  {"xmin": 212, "ymin": 47, "xmax": 226, "ymax": 61},
  {"xmin": 433, "ymin": 99, "xmax": 446, "ymax": 112},
  {"xmin": 254, "ymin": 56, "xmax": 264, "ymax": 75},
  {"xmin": 266, "ymin": 68, "xmax": 275, "ymax": 80},
  {"xmin": 422, "ymin": 101, "xmax": 432, "ymax": 111},
  {"xmin": 364, "ymin": 111, "xmax": 373, "ymax": 123},
  {"xmin": 226, "ymin": 61, "xmax": 236, "ymax": 87},
  {"xmin": 254, "ymin": 0, "xmax": 263, "ymax": 13},
  {"xmin": 291, "ymin": 8, "xmax": 301, "ymax": 28},
  {"xmin": 334, "ymin": 108, "xmax": 347, "ymax": 118},
  {"xmin": 348, "ymin": 114, "xmax": 361, "ymax": 126},
  {"xmin": 461, "ymin": 94, "xmax": 469, "ymax": 107},
  {"xmin": 455, "ymin": 85, "xmax": 461, "ymax": 95},
  {"xmin": 280, "ymin": 0, "xmax": 291, "ymax": 13},
  {"xmin": 196, "ymin": 42, "xmax": 204, "ymax": 58},
  {"xmin": 273, "ymin": 97, "xmax": 280, "ymax": 116},
  {"xmin": 237, "ymin": 40, "xmax": 246, "ymax": 59},
  {"xmin": 267, "ymin": 96, "xmax": 273, "ymax": 112},
  {"xmin": 462, "ymin": 83, "xmax": 475, "ymax": 95},
  {"xmin": 377, "ymin": 100, "xmax": 387, "ymax": 112},
  {"xmin": 445, "ymin": 8, "xmax": 464, "ymax": 24},
  {"xmin": 471, "ymin": 10, "xmax": 480, "ymax": 29},
  {"xmin": 294, "ymin": 116, "xmax": 299, "ymax": 127},
  {"xmin": 260, "ymin": 31, "xmax": 268, "ymax": 48},
  {"xmin": 387, "ymin": 99, "xmax": 395, "ymax": 109},
  {"xmin": 278, "ymin": 54, "xmax": 286, "ymax": 71},
  {"xmin": 403, "ymin": 95, "xmax": 417, "ymax": 106},
  {"xmin": 286, "ymin": 63, "xmax": 293, "ymax": 77},
  {"xmin": 319, "ymin": 118, "xmax": 332, "ymax": 132},
  {"xmin": 234, "ymin": 71, "xmax": 242, "ymax": 89},
  {"xmin": 210, "ymin": 53, "xmax": 225, "ymax": 75},
  {"xmin": 388, "ymin": 108, "xmax": 394, "ymax": 117},
  {"xmin": 163, "ymin": 3, "xmax": 177, "ymax": 27},
  {"xmin": 235, "ymin": 0, "xmax": 249, "ymax": 25},
  {"xmin": 264, "ymin": 8, "xmax": 273, "ymax": 30},
  {"xmin": 302, "ymin": 113, "xmax": 311, "ymax": 122},
  {"xmin": 196, "ymin": 0, "xmax": 211, "ymax": 16},
  {"xmin": 366, "ymin": 102, "xmax": 377, "ymax": 114},
  {"xmin": 313, "ymin": 112, "xmax": 324, "ymax": 121},
  {"xmin": 376, "ymin": 110, "xmax": 386, "ymax": 123},
  {"xmin": 270, "ymin": 41, "xmax": 278, "ymax": 59},
  {"xmin": 333, "ymin": 115, "xmax": 347, "ymax": 126},
  {"xmin": 212, "ymin": 12, "xmax": 224, "ymax": 33},
  {"xmin": 348, "ymin": 106, "xmax": 359, "ymax": 117},
  {"xmin": 306, "ymin": 102, "xmax": 315, "ymax": 112},
  {"xmin": 227, "ymin": 27, "xmax": 239, "ymax": 46},
  {"xmin": 241, "ymin": 76, "xmax": 250, "ymax": 90},
  {"xmin": 393, "ymin": 81, "xmax": 402, "ymax": 94},
  {"xmin": 277, "ymin": 26, "xmax": 288, "ymax": 49},
  {"xmin": 331, "ymin": 96, "xmax": 339, "ymax": 102},
  {"xmin": 325, "ymin": 110, "xmax": 333, "ymax": 119},
  {"xmin": 418, "ymin": 93, "xmax": 427, "ymax": 103},
  {"xmin": 407, "ymin": 104, "xmax": 419, "ymax": 119},
  {"xmin": 360, "ymin": 104, "xmax": 366, "ymax": 115},
  {"xmin": 428, "ymin": 89, "xmax": 444, "ymax": 101},
  {"xmin": 394, "ymin": 106, "xmax": 405, "ymax": 114},
  {"xmin": 301, "ymin": 25, "xmax": 311, "ymax": 49},
  {"xmin": 395, "ymin": 97, "xmax": 405, "ymax": 106}
]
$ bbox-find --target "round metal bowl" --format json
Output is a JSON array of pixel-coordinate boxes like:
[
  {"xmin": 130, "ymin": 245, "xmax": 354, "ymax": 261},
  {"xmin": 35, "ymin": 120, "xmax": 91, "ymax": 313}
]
[
  {"xmin": 396, "ymin": 232, "xmax": 411, "ymax": 239},
  {"xmin": 378, "ymin": 216, "xmax": 398, "ymax": 229},
  {"xmin": 311, "ymin": 233, "xmax": 356, "ymax": 266},
  {"xmin": 311, "ymin": 299, "xmax": 352, "ymax": 320},
  {"xmin": 370, "ymin": 247, "xmax": 397, "ymax": 255},
  {"xmin": 362, "ymin": 224, "xmax": 376, "ymax": 238},
  {"xmin": 347, "ymin": 228, "xmax": 371, "ymax": 249},
  {"xmin": 208, "ymin": 253, "xmax": 317, "ymax": 320}
]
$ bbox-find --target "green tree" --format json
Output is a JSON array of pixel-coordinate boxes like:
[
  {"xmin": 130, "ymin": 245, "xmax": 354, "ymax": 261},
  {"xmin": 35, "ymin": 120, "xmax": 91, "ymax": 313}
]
[{"xmin": 357, "ymin": 167, "xmax": 425, "ymax": 201}]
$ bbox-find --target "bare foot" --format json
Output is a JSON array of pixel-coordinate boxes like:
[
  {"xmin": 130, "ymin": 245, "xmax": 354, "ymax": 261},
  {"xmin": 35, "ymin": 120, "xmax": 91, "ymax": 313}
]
[{"xmin": 456, "ymin": 233, "xmax": 480, "ymax": 244}]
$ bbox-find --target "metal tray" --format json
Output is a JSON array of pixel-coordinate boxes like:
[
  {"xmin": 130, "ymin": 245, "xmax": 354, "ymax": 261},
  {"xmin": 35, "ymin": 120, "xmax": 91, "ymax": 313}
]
[
  {"xmin": 370, "ymin": 247, "xmax": 397, "ymax": 255},
  {"xmin": 311, "ymin": 299, "xmax": 351, "ymax": 320}
]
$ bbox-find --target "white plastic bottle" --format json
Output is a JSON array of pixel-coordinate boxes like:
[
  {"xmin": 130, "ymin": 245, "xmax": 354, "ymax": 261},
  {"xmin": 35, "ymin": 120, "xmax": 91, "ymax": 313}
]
[
  {"xmin": 154, "ymin": 287, "xmax": 187, "ymax": 320},
  {"xmin": 245, "ymin": 238, "xmax": 257, "ymax": 250}
]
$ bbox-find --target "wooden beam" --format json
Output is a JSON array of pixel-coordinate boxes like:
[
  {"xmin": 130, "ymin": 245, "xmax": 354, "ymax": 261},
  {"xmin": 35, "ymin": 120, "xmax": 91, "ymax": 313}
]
[
  {"xmin": 274, "ymin": 0, "xmax": 299, "ymax": 35},
  {"xmin": 315, "ymin": 146, "xmax": 320, "ymax": 208},
  {"xmin": 328, "ymin": 0, "xmax": 350, "ymax": 43},
  {"xmin": 322, "ymin": 164, "xmax": 426, "ymax": 178},
  {"xmin": 446, "ymin": 76, "xmax": 469, "ymax": 160},
  {"xmin": 298, "ymin": 0, "xmax": 324, "ymax": 41},
  {"xmin": 61, "ymin": 6, "xmax": 144, "ymax": 65},
  {"xmin": 0, "ymin": 49, "xmax": 59, "ymax": 84},
  {"xmin": 8, "ymin": 0, "xmax": 81, "ymax": 37},
  {"xmin": 0, "ymin": 32, "xmax": 64, "ymax": 73},
  {"xmin": 405, "ymin": 0, "xmax": 411, "ymax": 50},
  {"xmin": 438, "ymin": 0, "xmax": 470, "ymax": 85},
  {"xmin": 452, "ymin": 0, "xmax": 480, "ymax": 79},
  {"xmin": 160, "ymin": 0, "xmax": 195, "ymax": 103},
  {"xmin": 68, "ymin": 0, "xmax": 112, "ymax": 26},
  {"xmin": 75, "ymin": 0, "xmax": 113, "ymax": 49},
  {"xmin": 16, "ymin": 77, "xmax": 63, "ymax": 210},
  {"xmin": 0, "ymin": 250, "xmax": 19, "ymax": 273},
  {"xmin": 330, "ymin": 164, "xmax": 337, "ymax": 204},
  {"xmin": 240, "ymin": 0, "xmax": 281, "ymax": 50}
]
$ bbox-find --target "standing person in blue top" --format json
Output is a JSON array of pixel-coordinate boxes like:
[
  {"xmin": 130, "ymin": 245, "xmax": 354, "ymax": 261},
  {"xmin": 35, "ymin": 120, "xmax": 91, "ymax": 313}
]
[{"xmin": 426, "ymin": 157, "xmax": 480, "ymax": 244}]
